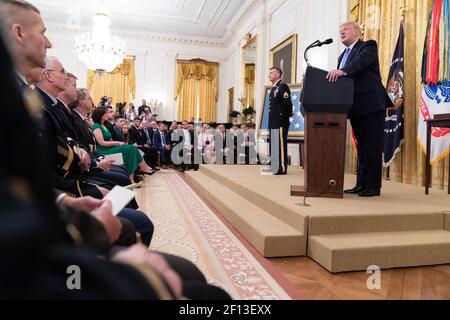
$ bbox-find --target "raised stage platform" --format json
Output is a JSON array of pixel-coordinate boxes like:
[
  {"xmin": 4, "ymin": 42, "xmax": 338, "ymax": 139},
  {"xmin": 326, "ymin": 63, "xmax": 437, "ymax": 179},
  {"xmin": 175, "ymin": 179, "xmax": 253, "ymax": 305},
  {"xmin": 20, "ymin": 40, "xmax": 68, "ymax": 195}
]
[{"xmin": 185, "ymin": 165, "xmax": 450, "ymax": 273}]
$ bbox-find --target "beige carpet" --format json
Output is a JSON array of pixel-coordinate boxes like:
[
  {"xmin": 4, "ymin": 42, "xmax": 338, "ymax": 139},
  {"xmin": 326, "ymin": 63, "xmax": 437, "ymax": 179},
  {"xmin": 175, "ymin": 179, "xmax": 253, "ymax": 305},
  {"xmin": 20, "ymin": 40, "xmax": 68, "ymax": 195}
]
[
  {"xmin": 184, "ymin": 165, "xmax": 450, "ymax": 273},
  {"xmin": 135, "ymin": 170, "xmax": 291, "ymax": 300}
]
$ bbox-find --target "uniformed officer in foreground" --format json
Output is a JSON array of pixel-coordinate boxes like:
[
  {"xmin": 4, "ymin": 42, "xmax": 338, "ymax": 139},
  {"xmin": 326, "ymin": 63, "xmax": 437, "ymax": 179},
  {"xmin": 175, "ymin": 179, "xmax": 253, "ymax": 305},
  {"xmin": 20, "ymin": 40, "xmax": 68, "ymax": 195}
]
[{"xmin": 266, "ymin": 67, "xmax": 293, "ymax": 175}]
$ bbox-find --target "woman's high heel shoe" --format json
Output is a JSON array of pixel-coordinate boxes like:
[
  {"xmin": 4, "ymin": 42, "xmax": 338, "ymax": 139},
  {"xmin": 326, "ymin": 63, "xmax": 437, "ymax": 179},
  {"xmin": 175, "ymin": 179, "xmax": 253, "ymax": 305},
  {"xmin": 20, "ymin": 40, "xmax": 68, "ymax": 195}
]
[{"xmin": 141, "ymin": 169, "xmax": 156, "ymax": 176}]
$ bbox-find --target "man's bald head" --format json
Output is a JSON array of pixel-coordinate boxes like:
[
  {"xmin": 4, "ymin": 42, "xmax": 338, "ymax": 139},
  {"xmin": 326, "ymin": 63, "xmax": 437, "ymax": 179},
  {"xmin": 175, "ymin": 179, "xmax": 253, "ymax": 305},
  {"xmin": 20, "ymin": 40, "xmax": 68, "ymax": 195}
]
[{"xmin": 1, "ymin": 0, "xmax": 51, "ymax": 72}]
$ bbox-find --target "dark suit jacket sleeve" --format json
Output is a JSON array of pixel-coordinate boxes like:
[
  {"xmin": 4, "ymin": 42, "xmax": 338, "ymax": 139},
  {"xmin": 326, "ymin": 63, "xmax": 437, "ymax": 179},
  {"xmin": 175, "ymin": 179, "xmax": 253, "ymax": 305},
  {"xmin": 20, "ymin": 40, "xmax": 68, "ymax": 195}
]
[
  {"xmin": 72, "ymin": 113, "xmax": 90, "ymax": 150},
  {"xmin": 165, "ymin": 132, "xmax": 172, "ymax": 145},
  {"xmin": 128, "ymin": 127, "xmax": 139, "ymax": 145},
  {"xmin": 281, "ymin": 84, "xmax": 293, "ymax": 114},
  {"xmin": 153, "ymin": 131, "xmax": 162, "ymax": 148},
  {"xmin": 341, "ymin": 40, "xmax": 379, "ymax": 76}
]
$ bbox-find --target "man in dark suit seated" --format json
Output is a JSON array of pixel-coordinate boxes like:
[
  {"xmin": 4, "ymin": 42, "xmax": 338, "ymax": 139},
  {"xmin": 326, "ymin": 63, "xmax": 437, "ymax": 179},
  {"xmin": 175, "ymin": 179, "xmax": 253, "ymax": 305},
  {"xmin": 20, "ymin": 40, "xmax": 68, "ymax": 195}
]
[
  {"xmin": 215, "ymin": 124, "xmax": 236, "ymax": 165},
  {"xmin": 239, "ymin": 124, "xmax": 257, "ymax": 165},
  {"xmin": 113, "ymin": 115, "xmax": 126, "ymax": 142},
  {"xmin": 172, "ymin": 121, "xmax": 199, "ymax": 172},
  {"xmin": 128, "ymin": 118, "xmax": 158, "ymax": 171},
  {"xmin": 153, "ymin": 122, "xmax": 172, "ymax": 169},
  {"xmin": 104, "ymin": 107, "xmax": 124, "ymax": 142},
  {"xmin": 327, "ymin": 21, "xmax": 393, "ymax": 197}
]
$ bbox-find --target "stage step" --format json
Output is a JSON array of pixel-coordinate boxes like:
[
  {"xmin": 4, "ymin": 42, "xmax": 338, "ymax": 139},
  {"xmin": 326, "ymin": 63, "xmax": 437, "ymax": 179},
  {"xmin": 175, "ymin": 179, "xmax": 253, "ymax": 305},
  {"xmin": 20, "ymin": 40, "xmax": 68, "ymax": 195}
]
[
  {"xmin": 199, "ymin": 165, "xmax": 305, "ymax": 233},
  {"xmin": 309, "ymin": 230, "xmax": 450, "ymax": 273},
  {"xmin": 184, "ymin": 171, "xmax": 307, "ymax": 257},
  {"xmin": 308, "ymin": 213, "xmax": 446, "ymax": 235}
]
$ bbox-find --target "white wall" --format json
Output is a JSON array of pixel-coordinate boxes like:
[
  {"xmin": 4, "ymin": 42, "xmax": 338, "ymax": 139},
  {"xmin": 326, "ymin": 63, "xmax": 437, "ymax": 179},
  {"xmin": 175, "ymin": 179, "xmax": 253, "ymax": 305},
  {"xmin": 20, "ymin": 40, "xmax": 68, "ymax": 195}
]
[
  {"xmin": 46, "ymin": 0, "xmax": 350, "ymax": 156},
  {"xmin": 220, "ymin": 0, "xmax": 349, "ymax": 164},
  {"xmin": 46, "ymin": 28, "xmax": 224, "ymax": 121}
]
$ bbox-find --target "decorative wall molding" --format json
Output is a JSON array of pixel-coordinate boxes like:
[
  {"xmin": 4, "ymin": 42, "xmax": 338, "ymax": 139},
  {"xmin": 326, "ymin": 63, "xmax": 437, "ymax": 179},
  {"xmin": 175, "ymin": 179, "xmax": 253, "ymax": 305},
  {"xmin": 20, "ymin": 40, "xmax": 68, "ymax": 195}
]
[
  {"xmin": 222, "ymin": 0, "xmax": 264, "ymax": 45},
  {"xmin": 47, "ymin": 23, "xmax": 226, "ymax": 47},
  {"xmin": 46, "ymin": 1, "xmax": 268, "ymax": 48}
]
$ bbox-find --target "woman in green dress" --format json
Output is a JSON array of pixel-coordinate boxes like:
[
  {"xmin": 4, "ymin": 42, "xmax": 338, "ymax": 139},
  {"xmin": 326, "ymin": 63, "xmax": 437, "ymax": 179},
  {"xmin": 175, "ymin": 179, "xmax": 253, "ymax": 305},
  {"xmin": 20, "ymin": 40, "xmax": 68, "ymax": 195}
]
[{"xmin": 91, "ymin": 107, "xmax": 155, "ymax": 183}]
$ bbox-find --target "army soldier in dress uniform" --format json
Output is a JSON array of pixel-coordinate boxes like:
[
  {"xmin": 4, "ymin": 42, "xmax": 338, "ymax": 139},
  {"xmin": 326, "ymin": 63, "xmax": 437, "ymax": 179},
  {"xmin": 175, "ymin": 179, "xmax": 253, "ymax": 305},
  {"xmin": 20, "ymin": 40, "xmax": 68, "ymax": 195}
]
[{"xmin": 267, "ymin": 67, "xmax": 293, "ymax": 175}]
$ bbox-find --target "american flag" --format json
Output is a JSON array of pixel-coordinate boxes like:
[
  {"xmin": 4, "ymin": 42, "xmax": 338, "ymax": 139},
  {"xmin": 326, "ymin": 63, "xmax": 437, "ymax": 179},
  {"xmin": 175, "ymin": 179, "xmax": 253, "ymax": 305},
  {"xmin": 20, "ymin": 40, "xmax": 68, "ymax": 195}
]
[
  {"xmin": 261, "ymin": 85, "xmax": 304, "ymax": 136},
  {"xmin": 288, "ymin": 89, "xmax": 304, "ymax": 134}
]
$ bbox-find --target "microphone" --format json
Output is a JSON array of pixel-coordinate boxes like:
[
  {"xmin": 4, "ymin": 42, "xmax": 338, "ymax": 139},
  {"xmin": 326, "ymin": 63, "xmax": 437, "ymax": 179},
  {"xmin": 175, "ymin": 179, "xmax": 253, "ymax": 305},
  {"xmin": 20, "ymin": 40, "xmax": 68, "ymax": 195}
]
[
  {"xmin": 316, "ymin": 38, "xmax": 333, "ymax": 47},
  {"xmin": 304, "ymin": 38, "xmax": 334, "ymax": 67}
]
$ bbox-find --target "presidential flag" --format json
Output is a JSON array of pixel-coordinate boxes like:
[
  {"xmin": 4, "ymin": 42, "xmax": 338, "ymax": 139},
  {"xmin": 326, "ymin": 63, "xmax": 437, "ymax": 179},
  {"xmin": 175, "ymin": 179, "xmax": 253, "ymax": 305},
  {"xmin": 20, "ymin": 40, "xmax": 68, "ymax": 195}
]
[
  {"xmin": 383, "ymin": 22, "xmax": 405, "ymax": 167},
  {"xmin": 418, "ymin": 0, "xmax": 450, "ymax": 163}
]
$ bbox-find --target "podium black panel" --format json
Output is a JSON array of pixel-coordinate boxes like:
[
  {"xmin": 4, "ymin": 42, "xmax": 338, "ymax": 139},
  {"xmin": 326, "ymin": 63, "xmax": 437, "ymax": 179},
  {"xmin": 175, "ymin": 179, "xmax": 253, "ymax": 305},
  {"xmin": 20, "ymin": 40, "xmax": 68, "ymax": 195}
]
[{"xmin": 301, "ymin": 66, "xmax": 354, "ymax": 114}]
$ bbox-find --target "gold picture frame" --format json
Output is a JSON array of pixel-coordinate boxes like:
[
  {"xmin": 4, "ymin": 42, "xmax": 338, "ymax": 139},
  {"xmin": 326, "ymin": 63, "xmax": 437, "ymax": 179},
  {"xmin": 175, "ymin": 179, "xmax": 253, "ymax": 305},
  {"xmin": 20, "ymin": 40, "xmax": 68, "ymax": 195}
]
[
  {"xmin": 228, "ymin": 87, "xmax": 234, "ymax": 122},
  {"xmin": 241, "ymin": 35, "xmax": 257, "ymax": 113},
  {"xmin": 270, "ymin": 34, "xmax": 298, "ymax": 84}
]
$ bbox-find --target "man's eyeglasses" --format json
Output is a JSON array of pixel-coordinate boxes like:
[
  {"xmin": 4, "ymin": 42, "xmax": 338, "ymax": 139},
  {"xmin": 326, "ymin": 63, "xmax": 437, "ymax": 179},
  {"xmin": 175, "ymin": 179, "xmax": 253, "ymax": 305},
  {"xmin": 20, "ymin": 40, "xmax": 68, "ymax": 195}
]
[{"xmin": 45, "ymin": 69, "xmax": 68, "ymax": 76}]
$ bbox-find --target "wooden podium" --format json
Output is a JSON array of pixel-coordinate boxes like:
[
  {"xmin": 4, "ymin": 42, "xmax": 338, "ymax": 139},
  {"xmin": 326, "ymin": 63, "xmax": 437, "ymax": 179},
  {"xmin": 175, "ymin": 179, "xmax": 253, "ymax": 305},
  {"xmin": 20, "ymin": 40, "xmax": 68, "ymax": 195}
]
[{"xmin": 291, "ymin": 67, "xmax": 354, "ymax": 199}]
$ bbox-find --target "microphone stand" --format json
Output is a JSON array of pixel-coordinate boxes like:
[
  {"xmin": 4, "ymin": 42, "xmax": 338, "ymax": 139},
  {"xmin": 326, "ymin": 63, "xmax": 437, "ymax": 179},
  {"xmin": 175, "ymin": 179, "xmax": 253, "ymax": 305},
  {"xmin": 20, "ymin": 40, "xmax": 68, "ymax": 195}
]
[{"xmin": 304, "ymin": 40, "xmax": 320, "ymax": 67}]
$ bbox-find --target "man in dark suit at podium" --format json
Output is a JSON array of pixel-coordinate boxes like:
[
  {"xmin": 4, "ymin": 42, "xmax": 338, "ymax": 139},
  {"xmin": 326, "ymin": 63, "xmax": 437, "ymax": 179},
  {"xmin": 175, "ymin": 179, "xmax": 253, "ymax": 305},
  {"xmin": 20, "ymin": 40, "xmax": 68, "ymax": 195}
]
[
  {"xmin": 327, "ymin": 22, "xmax": 392, "ymax": 197},
  {"xmin": 267, "ymin": 67, "xmax": 293, "ymax": 175}
]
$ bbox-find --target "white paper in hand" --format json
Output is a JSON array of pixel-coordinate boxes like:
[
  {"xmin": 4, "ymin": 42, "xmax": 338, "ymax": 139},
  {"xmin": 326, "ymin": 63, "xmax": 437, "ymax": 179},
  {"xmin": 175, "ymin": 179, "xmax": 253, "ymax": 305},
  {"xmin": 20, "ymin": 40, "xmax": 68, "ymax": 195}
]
[
  {"xmin": 103, "ymin": 186, "xmax": 136, "ymax": 216},
  {"xmin": 104, "ymin": 153, "xmax": 124, "ymax": 166}
]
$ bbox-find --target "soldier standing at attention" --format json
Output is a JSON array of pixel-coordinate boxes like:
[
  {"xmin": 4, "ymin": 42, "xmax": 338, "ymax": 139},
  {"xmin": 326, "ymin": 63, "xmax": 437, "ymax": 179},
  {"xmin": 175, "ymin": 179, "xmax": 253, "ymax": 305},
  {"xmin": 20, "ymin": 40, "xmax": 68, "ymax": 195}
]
[{"xmin": 267, "ymin": 67, "xmax": 293, "ymax": 175}]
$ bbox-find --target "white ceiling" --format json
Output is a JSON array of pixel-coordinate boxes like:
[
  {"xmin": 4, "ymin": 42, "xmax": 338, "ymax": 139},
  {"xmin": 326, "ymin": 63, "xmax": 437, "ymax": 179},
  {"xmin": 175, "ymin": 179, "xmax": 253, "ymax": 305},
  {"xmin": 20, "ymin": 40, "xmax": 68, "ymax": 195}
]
[{"xmin": 30, "ymin": 0, "xmax": 245, "ymax": 38}]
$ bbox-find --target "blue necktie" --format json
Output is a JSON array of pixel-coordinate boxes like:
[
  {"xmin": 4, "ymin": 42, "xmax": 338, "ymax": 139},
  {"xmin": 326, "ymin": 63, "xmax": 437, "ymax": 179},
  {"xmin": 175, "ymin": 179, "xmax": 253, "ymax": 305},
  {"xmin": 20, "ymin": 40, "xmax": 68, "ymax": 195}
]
[{"xmin": 340, "ymin": 48, "xmax": 351, "ymax": 69}]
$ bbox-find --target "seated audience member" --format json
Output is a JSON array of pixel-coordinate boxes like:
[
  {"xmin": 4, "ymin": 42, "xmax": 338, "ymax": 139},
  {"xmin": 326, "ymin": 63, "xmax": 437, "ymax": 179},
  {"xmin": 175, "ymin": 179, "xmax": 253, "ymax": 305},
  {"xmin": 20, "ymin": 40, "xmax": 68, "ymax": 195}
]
[
  {"xmin": 128, "ymin": 118, "xmax": 159, "ymax": 170},
  {"xmin": 113, "ymin": 115, "xmax": 126, "ymax": 142},
  {"xmin": 216, "ymin": 124, "xmax": 235, "ymax": 164},
  {"xmin": 198, "ymin": 123, "xmax": 215, "ymax": 164},
  {"xmin": 239, "ymin": 124, "xmax": 257, "ymax": 165},
  {"xmin": 172, "ymin": 121, "xmax": 199, "ymax": 172},
  {"xmin": 103, "ymin": 107, "xmax": 123, "ymax": 142},
  {"xmin": 151, "ymin": 122, "xmax": 171, "ymax": 169},
  {"xmin": 122, "ymin": 119, "xmax": 130, "ymax": 143},
  {"xmin": 143, "ymin": 121, "xmax": 161, "ymax": 170},
  {"xmin": 160, "ymin": 123, "xmax": 172, "ymax": 168},
  {"xmin": 91, "ymin": 107, "xmax": 156, "ymax": 183}
]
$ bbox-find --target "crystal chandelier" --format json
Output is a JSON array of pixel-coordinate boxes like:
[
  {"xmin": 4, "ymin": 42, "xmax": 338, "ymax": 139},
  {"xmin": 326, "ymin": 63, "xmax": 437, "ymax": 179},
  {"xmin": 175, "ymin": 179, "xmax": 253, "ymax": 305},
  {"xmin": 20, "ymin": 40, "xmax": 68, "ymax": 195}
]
[{"xmin": 75, "ymin": 3, "xmax": 126, "ymax": 76}]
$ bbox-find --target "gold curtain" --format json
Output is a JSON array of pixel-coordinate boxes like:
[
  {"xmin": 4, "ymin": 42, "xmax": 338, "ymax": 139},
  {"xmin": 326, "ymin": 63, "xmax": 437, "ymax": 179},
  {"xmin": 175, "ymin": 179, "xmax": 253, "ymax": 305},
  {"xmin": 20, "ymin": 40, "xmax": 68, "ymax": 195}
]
[
  {"xmin": 175, "ymin": 60, "xmax": 218, "ymax": 122},
  {"xmin": 87, "ymin": 57, "xmax": 136, "ymax": 106},
  {"xmin": 244, "ymin": 64, "xmax": 255, "ymax": 108},
  {"xmin": 347, "ymin": 0, "xmax": 448, "ymax": 190}
]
